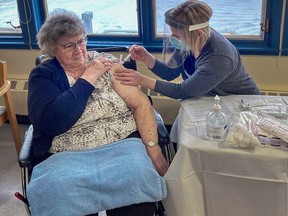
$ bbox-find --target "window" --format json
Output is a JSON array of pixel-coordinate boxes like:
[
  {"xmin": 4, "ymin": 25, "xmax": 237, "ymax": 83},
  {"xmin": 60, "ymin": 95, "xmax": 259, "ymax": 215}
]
[
  {"xmin": 155, "ymin": 0, "xmax": 266, "ymax": 38},
  {"xmin": 282, "ymin": 1, "xmax": 288, "ymax": 56},
  {"xmin": 201, "ymin": 0, "xmax": 264, "ymax": 38},
  {"xmin": 0, "ymin": 0, "xmax": 287, "ymax": 56},
  {"xmin": 153, "ymin": 0, "xmax": 277, "ymax": 54},
  {"xmin": 147, "ymin": 0, "xmax": 280, "ymax": 55},
  {"xmin": 155, "ymin": 0, "xmax": 264, "ymax": 38},
  {"xmin": 0, "ymin": 0, "xmax": 21, "ymax": 34},
  {"xmin": 46, "ymin": 0, "xmax": 138, "ymax": 35}
]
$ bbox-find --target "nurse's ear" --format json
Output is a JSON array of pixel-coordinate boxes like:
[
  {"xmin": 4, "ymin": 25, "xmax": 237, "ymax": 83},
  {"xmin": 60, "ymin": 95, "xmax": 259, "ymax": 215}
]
[{"xmin": 197, "ymin": 29, "xmax": 205, "ymax": 38}]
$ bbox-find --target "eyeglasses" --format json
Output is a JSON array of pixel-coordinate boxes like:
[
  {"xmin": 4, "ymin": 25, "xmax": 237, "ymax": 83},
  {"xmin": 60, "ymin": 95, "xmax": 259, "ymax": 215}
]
[{"xmin": 58, "ymin": 38, "xmax": 87, "ymax": 51}]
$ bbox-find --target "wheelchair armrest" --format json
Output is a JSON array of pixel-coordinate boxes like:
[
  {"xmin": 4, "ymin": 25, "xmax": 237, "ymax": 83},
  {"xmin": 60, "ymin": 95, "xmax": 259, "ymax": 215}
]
[
  {"xmin": 18, "ymin": 125, "xmax": 33, "ymax": 168},
  {"xmin": 154, "ymin": 109, "xmax": 170, "ymax": 146}
]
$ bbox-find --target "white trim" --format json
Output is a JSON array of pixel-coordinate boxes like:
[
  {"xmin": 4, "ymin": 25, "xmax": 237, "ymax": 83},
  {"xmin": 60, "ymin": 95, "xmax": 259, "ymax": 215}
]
[
  {"xmin": 279, "ymin": 0, "xmax": 286, "ymax": 57},
  {"xmin": 188, "ymin": 21, "xmax": 209, "ymax": 31}
]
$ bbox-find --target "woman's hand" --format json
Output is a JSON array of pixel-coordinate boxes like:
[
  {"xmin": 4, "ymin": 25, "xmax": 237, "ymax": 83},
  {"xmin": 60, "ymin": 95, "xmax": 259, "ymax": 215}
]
[
  {"xmin": 81, "ymin": 57, "xmax": 113, "ymax": 84},
  {"xmin": 113, "ymin": 67, "xmax": 143, "ymax": 86},
  {"xmin": 146, "ymin": 145, "xmax": 169, "ymax": 176},
  {"xmin": 129, "ymin": 45, "xmax": 156, "ymax": 69}
]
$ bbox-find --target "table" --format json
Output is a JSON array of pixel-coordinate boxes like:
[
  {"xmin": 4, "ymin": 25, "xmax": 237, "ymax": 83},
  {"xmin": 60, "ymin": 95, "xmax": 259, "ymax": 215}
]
[{"xmin": 163, "ymin": 95, "xmax": 288, "ymax": 216}]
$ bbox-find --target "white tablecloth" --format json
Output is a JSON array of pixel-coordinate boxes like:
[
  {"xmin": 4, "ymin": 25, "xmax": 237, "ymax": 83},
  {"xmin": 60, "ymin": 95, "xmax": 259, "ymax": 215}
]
[{"xmin": 163, "ymin": 95, "xmax": 288, "ymax": 216}]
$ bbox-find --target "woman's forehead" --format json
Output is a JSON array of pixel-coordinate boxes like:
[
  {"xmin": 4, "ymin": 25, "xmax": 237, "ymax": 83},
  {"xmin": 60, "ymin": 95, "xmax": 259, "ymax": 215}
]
[{"xmin": 57, "ymin": 35, "xmax": 84, "ymax": 43}]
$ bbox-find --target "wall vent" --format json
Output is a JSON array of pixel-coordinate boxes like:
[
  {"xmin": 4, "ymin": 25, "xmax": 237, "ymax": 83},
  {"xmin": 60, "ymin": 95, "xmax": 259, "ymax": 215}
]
[
  {"xmin": 8, "ymin": 79, "xmax": 28, "ymax": 92},
  {"xmin": 10, "ymin": 80, "xmax": 17, "ymax": 90},
  {"xmin": 24, "ymin": 81, "xmax": 28, "ymax": 90},
  {"xmin": 260, "ymin": 90, "xmax": 288, "ymax": 96}
]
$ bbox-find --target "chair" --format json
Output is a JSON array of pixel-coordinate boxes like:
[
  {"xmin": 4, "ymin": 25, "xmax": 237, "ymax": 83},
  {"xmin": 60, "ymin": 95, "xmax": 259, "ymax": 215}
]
[
  {"xmin": 0, "ymin": 60, "xmax": 22, "ymax": 156},
  {"xmin": 15, "ymin": 48, "xmax": 170, "ymax": 216}
]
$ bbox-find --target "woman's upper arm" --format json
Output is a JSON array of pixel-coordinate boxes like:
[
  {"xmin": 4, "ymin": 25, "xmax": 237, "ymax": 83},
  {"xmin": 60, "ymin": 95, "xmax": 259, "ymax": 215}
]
[{"xmin": 111, "ymin": 63, "xmax": 148, "ymax": 111}]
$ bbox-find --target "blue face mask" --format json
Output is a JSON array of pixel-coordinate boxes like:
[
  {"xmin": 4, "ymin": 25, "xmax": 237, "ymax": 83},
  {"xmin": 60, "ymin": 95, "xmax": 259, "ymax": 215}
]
[{"xmin": 169, "ymin": 36, "xmax": 190, "ymax": 52}]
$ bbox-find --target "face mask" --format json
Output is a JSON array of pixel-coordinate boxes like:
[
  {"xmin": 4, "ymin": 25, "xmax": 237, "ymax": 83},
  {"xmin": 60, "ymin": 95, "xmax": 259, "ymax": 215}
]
[{"xmin": 169, "ymin": 36, "xmax": 190, "ymax": 52}]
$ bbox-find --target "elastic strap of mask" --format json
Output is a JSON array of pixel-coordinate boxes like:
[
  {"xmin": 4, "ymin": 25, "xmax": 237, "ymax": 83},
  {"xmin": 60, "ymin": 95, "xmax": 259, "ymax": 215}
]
[{"xmin": 188, "ymin": 21, "xmax": 209, "ymax": 31}]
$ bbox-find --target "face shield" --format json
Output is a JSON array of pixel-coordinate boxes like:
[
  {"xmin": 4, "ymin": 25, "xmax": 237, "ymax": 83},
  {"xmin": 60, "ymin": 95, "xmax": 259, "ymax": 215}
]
[{"xmin": 162, "ymin": 8, "xmax": 209, "ymax": 69}]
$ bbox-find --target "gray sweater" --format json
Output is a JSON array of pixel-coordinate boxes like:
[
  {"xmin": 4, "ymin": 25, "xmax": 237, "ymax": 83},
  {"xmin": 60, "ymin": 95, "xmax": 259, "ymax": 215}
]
[{"xmin": 152, "ymin": 29, "xmax": 260, "ymax": 99}]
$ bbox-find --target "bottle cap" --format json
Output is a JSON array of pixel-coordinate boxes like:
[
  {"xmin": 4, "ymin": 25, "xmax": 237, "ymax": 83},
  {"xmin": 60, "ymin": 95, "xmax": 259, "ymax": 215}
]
[{"xmin": 213, "ymin": 95, "xmax": 221, "ymax": 111}]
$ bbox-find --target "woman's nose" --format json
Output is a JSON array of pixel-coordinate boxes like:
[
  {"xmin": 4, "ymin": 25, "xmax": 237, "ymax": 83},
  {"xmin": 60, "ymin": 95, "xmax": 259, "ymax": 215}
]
[{"xmin": 74, "ymin": 44, "xmax": 83, "ymax": 53}]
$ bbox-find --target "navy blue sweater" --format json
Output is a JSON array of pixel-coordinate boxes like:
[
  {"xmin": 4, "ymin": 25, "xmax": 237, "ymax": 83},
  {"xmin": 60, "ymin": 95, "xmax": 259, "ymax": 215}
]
[
  {"xmin": 28, "ymin": 57, "xmax": 95, "ymax": 165},
  {"xmin": 152, "ymin": 29, "xmax": 260, "ymax": 99}
]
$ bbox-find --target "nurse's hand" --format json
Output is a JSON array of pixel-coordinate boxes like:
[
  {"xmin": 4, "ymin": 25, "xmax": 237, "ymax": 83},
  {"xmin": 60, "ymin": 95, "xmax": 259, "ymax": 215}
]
[
  {"xmin": 129, "ymin": 45, "xmax": 156, "ymax": 69},
  {"xmin": 129, "ymin": 45, "xmax": 149, "ymax": 61},
  {"xmin": 113, "ymin": 67, "xmax": 143, "ymax": 86}
]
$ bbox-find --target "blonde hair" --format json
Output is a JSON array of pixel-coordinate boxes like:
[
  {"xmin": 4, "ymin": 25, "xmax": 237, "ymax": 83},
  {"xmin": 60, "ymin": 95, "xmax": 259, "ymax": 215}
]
[{"xmin": 169, "ymin": 0, "xmax": 212, "ymax": 55}]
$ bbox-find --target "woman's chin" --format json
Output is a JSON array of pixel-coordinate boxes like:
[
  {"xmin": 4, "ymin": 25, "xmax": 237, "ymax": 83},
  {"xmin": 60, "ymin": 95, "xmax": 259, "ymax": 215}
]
[{"xmin": 74, "ymin": 57, "xmax": 86, "ymax": 66}]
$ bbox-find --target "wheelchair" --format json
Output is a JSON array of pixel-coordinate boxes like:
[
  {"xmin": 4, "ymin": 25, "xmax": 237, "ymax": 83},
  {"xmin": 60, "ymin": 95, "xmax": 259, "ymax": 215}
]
[{"xmin": 15, "ymin": 47, "xmax": 171, "ymax": 216}]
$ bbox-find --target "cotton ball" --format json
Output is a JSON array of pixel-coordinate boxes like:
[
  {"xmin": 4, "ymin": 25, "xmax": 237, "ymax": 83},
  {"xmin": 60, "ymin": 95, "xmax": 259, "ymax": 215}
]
[
  {"xmin": 248, "ymin": 134, "xmax": 260, "ymax": 147},
  {"xmin": 225, "ymin": 124, "xmax": 242, "ymax": 147},
  {"xmin": 240, "ymin": 137, "xmax": 250, "ymax": 148},
  {"xmin": 225, "ymin": 123, "xmax": 259, "ymax": 148},
  {"xmin": 226, "ymin": 132, "xmax": 238, "ymax": 147},
  {"xmin": 236, "ymin": 130, "xmax": 244, "ymax": 141}
]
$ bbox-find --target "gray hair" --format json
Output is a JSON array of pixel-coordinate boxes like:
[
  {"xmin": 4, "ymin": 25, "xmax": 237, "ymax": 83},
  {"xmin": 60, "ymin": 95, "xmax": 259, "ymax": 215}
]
[{"xmin": 37, "ymin": 9, "xmax": 86, "ymax": 56}]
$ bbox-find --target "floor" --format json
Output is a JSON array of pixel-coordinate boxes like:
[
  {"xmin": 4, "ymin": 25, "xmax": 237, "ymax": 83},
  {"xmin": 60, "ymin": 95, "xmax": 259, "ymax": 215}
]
[
  {"xmin": 0, "ymin": 122, "xmax": 169, "ymax": 216},
  {"xmin": 0, "ymin": 123, "xmax": 29, "ymax": 216},
  {"xmin": 0, "ymin": 123, "xmax": 107, "ymax": 216}
]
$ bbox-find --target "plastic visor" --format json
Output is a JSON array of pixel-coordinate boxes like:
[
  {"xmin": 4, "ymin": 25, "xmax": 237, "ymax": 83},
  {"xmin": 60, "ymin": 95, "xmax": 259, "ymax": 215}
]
[
  {"xmin": 161, "ymin": 8, "xmax": 209, "ymax": 69},
  {"xmin": 162, "ymin": 23, "xmax": 191, "ymax": 69}
]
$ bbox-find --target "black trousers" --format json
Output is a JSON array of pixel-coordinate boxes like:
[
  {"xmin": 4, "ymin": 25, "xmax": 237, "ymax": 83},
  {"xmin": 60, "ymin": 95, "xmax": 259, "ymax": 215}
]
[{"xmin": 87, "ymin": 202, "xmax": 156, "ymax": 216}]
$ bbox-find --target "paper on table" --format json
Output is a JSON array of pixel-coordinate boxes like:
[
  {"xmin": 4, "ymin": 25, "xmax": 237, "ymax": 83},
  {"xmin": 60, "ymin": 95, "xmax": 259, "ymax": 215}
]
[
  {"xmin": 283, "ymin": 96, "xmax": 288, "ymax": 105},
  {"xmin": 182, "ymin": 97, "xmax": 232, "ymax": 122},
  {"xmin": 181, "ymin": 95, "xmax": 288, "ymax": 124}
]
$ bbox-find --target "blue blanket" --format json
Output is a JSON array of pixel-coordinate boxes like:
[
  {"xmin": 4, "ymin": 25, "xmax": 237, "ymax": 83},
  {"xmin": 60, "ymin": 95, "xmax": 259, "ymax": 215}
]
[{"xmin": 27, "ymin": 138, "xmax": 167, "ymax": 216}]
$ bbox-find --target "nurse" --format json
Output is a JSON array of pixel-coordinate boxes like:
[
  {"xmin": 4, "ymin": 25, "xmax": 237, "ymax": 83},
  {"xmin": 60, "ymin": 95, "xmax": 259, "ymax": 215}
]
[
  {"xmin": 114, "ymin": 0, "xmax": 260, "ymax": 145},
  {"xmin": 114, "ymin": 0, "xmax": 260, "ymax": 99}
]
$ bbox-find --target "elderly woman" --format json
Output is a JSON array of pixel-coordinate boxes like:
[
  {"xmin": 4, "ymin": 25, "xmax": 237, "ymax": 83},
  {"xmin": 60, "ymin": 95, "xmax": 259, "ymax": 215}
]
[{"xmin": 27, "ymin": 9, "xmax": 168, "ymax": 216}]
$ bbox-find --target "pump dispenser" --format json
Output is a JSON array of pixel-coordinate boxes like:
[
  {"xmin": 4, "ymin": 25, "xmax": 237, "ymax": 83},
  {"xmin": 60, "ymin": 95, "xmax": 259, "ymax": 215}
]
[{"xmin": 206, "ymin": 95, "xmax": 228, "ymax": 141}]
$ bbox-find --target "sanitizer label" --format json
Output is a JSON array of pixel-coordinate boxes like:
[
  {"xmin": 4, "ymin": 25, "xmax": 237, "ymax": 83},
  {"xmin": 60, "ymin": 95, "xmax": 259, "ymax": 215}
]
[{"xmin": 207, "ymin": 125, "xmax": 227, "ymax": 140}]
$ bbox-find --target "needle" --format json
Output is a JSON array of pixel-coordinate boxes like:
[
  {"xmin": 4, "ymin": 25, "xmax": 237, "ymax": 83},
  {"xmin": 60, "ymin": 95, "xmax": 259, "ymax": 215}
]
[
  {"xmin": 123, "ymin": 53, "xmax": 131, "ymax": 62},
  {"xmin": 119, "ymin": 54, "xmax": 123, "ymax": 64}
]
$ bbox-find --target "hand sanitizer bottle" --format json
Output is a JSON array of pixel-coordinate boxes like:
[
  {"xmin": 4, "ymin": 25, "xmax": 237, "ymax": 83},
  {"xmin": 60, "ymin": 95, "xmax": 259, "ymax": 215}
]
[{"xmin": 206, "ymin": 95, "xmax": 228, "ymax": 141}]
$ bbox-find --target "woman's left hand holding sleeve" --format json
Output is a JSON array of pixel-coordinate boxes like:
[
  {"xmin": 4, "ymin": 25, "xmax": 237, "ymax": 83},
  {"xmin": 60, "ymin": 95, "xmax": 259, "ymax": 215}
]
[
  {"xmin": 146, "ymin": 145, "xmax": 169, "ymax": 176},
  {"xmin": 81, "ymin": 58, "xmax": 113, "ymax": 84}
]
